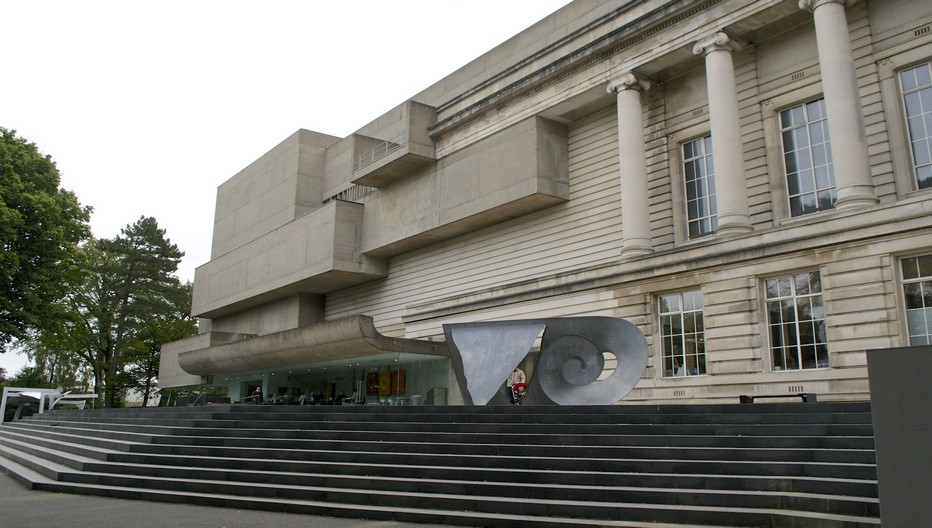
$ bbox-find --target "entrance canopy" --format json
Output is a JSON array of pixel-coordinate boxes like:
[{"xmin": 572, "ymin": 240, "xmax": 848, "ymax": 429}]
[{"xmin": 179, "ymin": 315, "xmax": 449, "ymax": 376}]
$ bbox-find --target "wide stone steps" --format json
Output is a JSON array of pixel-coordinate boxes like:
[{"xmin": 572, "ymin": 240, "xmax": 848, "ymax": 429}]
[
  {"xmin": 0, "ymin": 402, "xmax": 880, "ymax": 527},
  {"xmin": 2, "ymin": 421, "xmax": 875, "ymax": 466}
]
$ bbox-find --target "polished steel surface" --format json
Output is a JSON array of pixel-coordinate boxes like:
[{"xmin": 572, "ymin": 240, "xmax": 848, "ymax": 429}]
[{"xmin": 443, "ymin": 317, "xmax": 648, "ymax": 405}]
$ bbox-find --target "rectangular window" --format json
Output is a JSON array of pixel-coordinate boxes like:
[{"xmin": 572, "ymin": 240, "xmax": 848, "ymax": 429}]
[
  {"xmin": 659, "ymin": 290, "xmax": 706, "ymax": 377},
  {"xmin": 765, "ymin": 271, "xmax": 828, "ymax": 370},
  {"xmin": 900, "ymin": 62, "xmax": 932, "ymax": 191},
  {"xmin": 780, "ymin": 98, "xmax": 836, "ymax": 216},
  {"xmin": 902, "ymin": 254, "xmax": 932, "ymax": 345},
  {"xmin": 682, "ymin": 136, "xmax": 718, "ymax": 238}
]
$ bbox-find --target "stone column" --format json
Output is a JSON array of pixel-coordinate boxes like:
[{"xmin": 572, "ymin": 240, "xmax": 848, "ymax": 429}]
[
  {"xmin": 608, "ymin": 72, "xmax": 652, "ymax": 257},
  {"xmin": 800, "ymin": 0, "xmax": 878, "ymax": 210},
  {"xmin": 693, "ymin": 32, "xmax": 752, "ymax": 235}
]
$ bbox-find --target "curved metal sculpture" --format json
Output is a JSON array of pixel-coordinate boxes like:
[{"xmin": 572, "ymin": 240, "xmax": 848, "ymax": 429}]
[{"xmin": 443, "ymin": 317, "xmax": 647, "ymax": 406}]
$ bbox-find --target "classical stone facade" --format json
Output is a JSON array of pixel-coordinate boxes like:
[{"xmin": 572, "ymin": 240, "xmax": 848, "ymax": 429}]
[{"xmin": 161, "ymin": 0, "xmax": 932, "ymax": 406}]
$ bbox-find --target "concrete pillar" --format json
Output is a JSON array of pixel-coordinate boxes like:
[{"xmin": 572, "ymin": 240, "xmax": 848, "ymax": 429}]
[
  {"xmin": 607, "ymin": 72, "xmax": 653, "ymax": 257},
  {"xmin": 799, "ymin": 0, "xmax": 878, "ymax": 210},
  {"xmin": 693, "ymin": 32, "xmax": 752, "ymax": 235}
]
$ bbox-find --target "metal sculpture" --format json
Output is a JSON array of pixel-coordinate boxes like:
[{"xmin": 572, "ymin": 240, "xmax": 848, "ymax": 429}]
[{"xmin": 443, "ymin": 317, "xmax": 647, "ymax": 406}]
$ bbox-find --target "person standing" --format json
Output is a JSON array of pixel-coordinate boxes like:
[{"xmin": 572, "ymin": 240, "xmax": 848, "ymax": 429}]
[{"xmin": 507, "ymin": 367, "xmax": 527, "ymax": 405}]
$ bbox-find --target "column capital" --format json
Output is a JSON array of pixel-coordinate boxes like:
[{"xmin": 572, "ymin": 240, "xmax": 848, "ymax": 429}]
[
  {"xmin": 798, "ymin": 0, "xmax": 857, "ymax": 12},
  {"xmin": 607, "ymin": 72, "xmax": 652, "ymax": 94},
  {"xmin": 693, "ymin": 31, "xmax": 745, "ymax": 57}
]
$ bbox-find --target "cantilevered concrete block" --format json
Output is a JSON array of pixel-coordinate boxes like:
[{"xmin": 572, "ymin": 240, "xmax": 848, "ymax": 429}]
[
  {"xmin": 192, "ymin": 200, "xmax": 387, "ymax": 319},
  {"xmin": 362, "ymin": 115, "xmax": 569, "ymax": 257}
]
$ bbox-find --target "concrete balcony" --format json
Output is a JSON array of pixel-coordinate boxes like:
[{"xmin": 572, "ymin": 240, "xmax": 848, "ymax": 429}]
[
  {"xmin": 192, "ymin": 200, "xmax": 387, "ymax": 319},
  {"xmin": 351, "ymin": 101, "xmax": 436, "ymax": 187},
  {"xmin": 362, "ymin": 115, "xmax": 570, "ymax": 257}
]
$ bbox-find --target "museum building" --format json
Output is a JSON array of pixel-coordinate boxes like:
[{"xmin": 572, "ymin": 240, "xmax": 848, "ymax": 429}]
[{"xmin": 160, "ymin": 0, "xmax": 932, "ymax": 406}]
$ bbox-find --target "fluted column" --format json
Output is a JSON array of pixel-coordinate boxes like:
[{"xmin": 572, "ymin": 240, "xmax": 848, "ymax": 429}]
[
  {"xmin": 693, "ymin": 32, "xmax": 752, "ymax": 235},
  {"xmin": 799, "ymin": 0, "xmax": 878, "ymax": 210},
  {"xmin": 608, "ymin": 72, "xmax": 652, "ymax": 257}
]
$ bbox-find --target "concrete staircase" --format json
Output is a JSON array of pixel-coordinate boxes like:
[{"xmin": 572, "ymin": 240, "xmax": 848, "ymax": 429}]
[{"xmin": 0, "ymin": 402, "xmax": 879, "ymax": 527}]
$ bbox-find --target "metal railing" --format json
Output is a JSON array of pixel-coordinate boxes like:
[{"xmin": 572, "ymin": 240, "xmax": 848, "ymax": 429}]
[
  {"xmin": 353, "ymin": 130, "xmax": 407, "ymax": 172},
  {"xmin": 323, "ymin": 184, "xmax": 377, "ymax": 204}
]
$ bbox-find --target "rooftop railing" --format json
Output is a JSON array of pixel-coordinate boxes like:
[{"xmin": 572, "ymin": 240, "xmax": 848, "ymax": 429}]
[{"xmin": 353, "ymin": 130, "xmax": 407, "ymax": 172}]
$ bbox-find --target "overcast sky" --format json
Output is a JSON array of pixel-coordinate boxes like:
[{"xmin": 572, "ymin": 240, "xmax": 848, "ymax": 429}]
[{"xmin": 0, "ymin": 0, "xmax": 573, "ymax": 376}]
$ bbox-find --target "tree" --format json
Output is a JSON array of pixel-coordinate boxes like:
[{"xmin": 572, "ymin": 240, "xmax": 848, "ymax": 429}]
[
  {"xmin": 29, "ymin": 216, "xmax": 195, "ymax": 407},
  {"xmin": 99, "ymin": 216, "xmax": 187, "ymax": 406},
  {"xmin": 0, "ymin": 128, "xmax": 91, "ymax": 349},
  {"xmin": 123, "ymin": 282, "xmax": 196, "ymax": 406}
]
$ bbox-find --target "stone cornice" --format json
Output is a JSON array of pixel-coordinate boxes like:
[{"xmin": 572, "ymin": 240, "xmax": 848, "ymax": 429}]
[{"xmin": 428, "ymin": 0, "xmax": 722, "ymax": 141}]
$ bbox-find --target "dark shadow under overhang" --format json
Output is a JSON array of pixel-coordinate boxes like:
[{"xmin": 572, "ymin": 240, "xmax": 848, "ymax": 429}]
[{"xmin": 179, "ymin": 315, "xmax": 448, "ymax": 376}]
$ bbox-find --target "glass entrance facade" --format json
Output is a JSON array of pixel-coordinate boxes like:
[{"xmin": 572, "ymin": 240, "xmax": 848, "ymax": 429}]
[{"xmin": 216, "ymin": 352, "xmax": 450, "ymax": 406}]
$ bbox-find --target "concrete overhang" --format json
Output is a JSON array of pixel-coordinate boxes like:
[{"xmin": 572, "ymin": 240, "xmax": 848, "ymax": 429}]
[
  {"xmin": 192, "ymin": 200, "xmax": 387, "ymax": 319},
  {"xmin": 178, "ymin": 315, "xmax": 449, "ymax": 376},
  {"xmin": 351, "ymin": 101, "xmax": 437, "ymax": 188},
  {"xmin": 361, "ymin": 115, "xmax": 569, "ymax": 258}
]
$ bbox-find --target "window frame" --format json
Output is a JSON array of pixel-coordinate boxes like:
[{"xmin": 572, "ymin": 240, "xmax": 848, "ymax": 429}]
[
  {"xmin": 681, "ymin": 134, "xmax": 718, "ymax": 239},
  {"xmin": 658, "ymin": 289, "xmax": 707, "ymax": 378},
  {"xmin": 666, "ymin": 121, "xmax": 713, "ymax": 245},
  {"xmin": 777, "ymin": 97, "xmax": 837, "ymax": 217},
  {"xmin": 898, "ymin": 61, "xmax": 932, "ymax": 192},
  {"xmin": 875, "ymin": 42, "xmax": 932, "ymax": 198},
  {"xmin": 900, "ymin": 254, "xmax": 932, "ymax": 346},
  {"xmin": 764, "ymin": 270, "xmax": 829, "ymax": 372},
  {"xmin": 760, "ymin": 81, "xmax": 826, "ymax": 223}
]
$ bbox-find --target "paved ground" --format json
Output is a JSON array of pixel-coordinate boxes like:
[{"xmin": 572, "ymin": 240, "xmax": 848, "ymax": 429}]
[{"xmin": 0, "ymin": 471, "xmax": 451, "ymax": 528}]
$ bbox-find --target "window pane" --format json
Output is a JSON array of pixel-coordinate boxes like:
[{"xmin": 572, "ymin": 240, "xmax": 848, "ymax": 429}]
[
  {"xmin": 800, "ymin": 192, "xmax": 818, "ymax": 213},
  {"xmin": 783, "ymin": 129, "xmax": 797, "ymax": 152},
  {"xmin": 795, "ymin": 273, "xmax": 811, "ymax": 295},
  {"xmin": 684, "ymin": 160, "xmax": 696, "ymax": 182},
  {"xmin": 683, "ymin": 141, "xmax": 695, "ymax": 159},
  {"xmin": 918, "ymin": 255, "xmax": 932, "ymax": 277},
  {"xmin": 688, "ymin": 197, "xmax": 700, "ymax": 219},
  {"xmin": 921, "ymin": 86, "xmax": 932, "ymax": 111},
  {"xmin": 905, "ymin": 282, "xmax": 924, "ymax": 309},
  {"xmin": 915, "ymin": 64, "xmax": 932, "ymax": 87},
  {"xmin": 811, "ymin": 296, "xmax": 825, "ymax": 320},
  {"xmin": 906, "ymin": 308, "xmax": 930, "ymax": 338},
  {"xmin": 901, "ymin": 68, "xmax": 918, "ymax": 91},
  {"xmin": 783, "ymin": 106, "xmax": 804, "ymax": 127},
  {"xmin": 798, "ymin": 169, "xmax": 815, "ymax": 193},
  {"xmin": 807, "ymin": 99, "xmax": 825, "ymax": 120},
  {"xmin": 818, "ymin": 189, "xmax": 836, "ymax": 209},
  {"xmin": 660, "ymin": 295, "xmax": 679, "ymax": 313},
  {"xmin": 913, "ymin": 138, "xmax": 931, "ymax": 166},
  {"xmin": 814, "ymin": 165, "xmax": 833, "ymax": 189},
  {"xmin": 905, "ymin": 92, "xmax": 923, "ymax": 116},
  {"xmin": 809, "ymin": 272, "xmax": 822, "ymax": 293},
  {"xmin": 766, "ymin": 277, "xmax": 790, "ymax": 298},
  {"xmin": 918, "ymin": 165, "xmax": 932, "ymax": 189}
]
